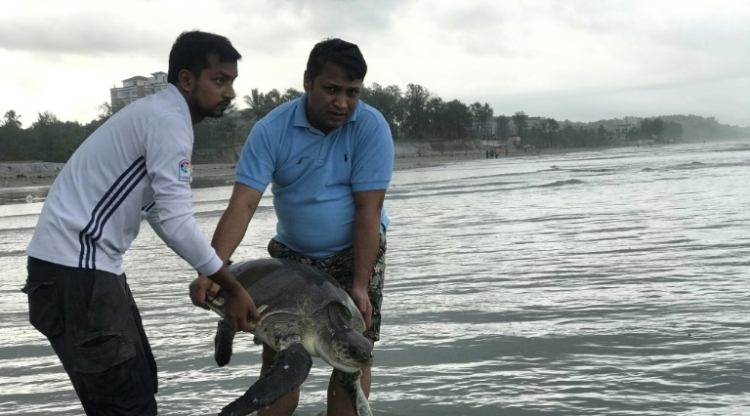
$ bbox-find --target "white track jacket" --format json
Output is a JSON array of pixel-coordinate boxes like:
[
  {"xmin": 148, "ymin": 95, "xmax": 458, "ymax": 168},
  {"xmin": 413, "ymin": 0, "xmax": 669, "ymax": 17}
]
[{"xmin": 27, "ymin": 85, "xmax": 223, "ymax": 277}]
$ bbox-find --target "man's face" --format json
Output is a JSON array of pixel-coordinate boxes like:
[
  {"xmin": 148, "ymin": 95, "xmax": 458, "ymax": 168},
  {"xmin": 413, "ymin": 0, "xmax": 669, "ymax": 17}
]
[
  {"xmin": 304, "ymin": 62, "xmax": 362, "ymax": 133},
  {"xmin": 190, "ymin": 55, "xmax": 237, "ymax": 119}
]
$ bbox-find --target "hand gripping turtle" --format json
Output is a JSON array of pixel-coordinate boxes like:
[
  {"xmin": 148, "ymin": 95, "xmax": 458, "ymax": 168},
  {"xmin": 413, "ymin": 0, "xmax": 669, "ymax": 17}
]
[{"xmin": 204, "ymin": 258, "xmax": 374, "ymax": 416}]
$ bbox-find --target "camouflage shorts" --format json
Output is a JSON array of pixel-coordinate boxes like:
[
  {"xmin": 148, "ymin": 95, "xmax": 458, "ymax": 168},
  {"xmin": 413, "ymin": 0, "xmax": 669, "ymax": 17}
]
[{"xmin": 267, "ymin": 233, "xmax": 386, "ymax": 341}]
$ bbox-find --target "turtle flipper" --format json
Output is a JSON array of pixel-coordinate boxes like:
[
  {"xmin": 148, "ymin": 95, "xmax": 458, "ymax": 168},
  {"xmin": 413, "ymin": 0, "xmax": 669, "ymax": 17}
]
[
  {"xmin": 336, "ymin": 370, "xmax": 373, "ymax": 416},
  {"xmin": 219, "ymin": 343, "xmax": 312, "ymax": 416},
  {"xmin": 215, "ymin": 320, "xmax": 236, "ymax": 367}
]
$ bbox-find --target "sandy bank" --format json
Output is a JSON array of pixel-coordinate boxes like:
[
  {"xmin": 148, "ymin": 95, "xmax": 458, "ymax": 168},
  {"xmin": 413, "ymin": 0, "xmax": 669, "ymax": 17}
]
[
  {"xmin": 0, "ymin": 145, "xmax": 598, "ymax": 190},
  {"xmin": 0, "ymin": 153, "xmax": 487, "ymax": 190}
]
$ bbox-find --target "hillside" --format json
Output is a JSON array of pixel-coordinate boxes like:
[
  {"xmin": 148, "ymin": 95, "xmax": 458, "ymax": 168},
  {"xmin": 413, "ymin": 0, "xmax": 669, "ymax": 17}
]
[{"xmin": 576, "ymin": 114, "xmax": 750, "ymax": 141}]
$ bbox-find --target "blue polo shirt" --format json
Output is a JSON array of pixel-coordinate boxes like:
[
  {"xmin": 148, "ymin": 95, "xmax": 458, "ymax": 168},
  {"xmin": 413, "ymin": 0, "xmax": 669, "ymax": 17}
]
[{"xmin": 236, "ymin": 95, "xmax": 394, "ymax": 257}]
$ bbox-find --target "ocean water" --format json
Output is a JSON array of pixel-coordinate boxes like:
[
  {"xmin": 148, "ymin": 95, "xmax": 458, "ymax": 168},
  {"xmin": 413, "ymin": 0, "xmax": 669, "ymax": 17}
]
[{"xmin": 1, "ymin": 141, "xmax": 749, "ymax": 415}]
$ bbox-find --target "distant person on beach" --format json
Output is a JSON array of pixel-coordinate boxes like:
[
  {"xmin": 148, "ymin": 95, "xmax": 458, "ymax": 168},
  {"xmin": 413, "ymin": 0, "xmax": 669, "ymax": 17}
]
[
  {"xmin": 191, "ymin": 38, "xmax": 394, "ymax": 416},
  {"xmin": 23, "ymin": 31, "xmax": 260, "ymax": 415}
]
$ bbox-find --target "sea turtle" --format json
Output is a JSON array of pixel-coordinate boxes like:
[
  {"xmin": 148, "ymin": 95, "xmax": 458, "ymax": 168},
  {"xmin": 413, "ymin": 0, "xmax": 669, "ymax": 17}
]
[{"xmin": 205, "ymin": 258, "xmax": 374, "ymax": 416}]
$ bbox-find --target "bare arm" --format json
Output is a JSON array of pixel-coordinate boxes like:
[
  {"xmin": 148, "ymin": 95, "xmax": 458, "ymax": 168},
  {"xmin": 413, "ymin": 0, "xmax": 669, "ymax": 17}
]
[
  {"xmin": 351, "ymin": 189, "xmax": 386, "ymax": 328},
  {"xmin": 199, "ymin": 264, "xmax": 261, "ymax": 331},
  {"xmin": 189, "ymin": 183, "xmax": 263, "ymax": 313},
  {"xmin": 212, "ymin": 183, "xmax": 264, "ymax": 262}
]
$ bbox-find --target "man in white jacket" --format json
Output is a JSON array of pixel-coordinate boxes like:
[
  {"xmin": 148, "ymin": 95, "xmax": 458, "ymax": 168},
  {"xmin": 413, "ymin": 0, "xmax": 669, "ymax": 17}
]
[{"xmin": 23, "ymin": 30, "xmax": 260, "ymax": 416}]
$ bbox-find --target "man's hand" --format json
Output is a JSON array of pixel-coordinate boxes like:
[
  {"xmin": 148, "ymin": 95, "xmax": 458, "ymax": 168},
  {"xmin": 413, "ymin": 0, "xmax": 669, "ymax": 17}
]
[
  {"xmin": 350, "ymin": 286, "xmax": 372, "ymax": 329},
  {"xmin": 189, "ymin": 275, "xmax": 221, "ymax": 310},
  {"xmin": 223, "ymin": 285, "xmax": 261, "ymax": 332},
  {"xmin": 189, "ymin": 268, "xmax": 262, "ymax": 332}
]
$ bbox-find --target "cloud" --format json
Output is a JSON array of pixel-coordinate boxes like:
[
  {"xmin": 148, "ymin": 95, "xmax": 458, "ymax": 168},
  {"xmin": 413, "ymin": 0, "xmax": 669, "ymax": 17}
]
[
  {"xmin": 1, "ymin": 0, "xmax": 749, "ymax": 127},
  {"xmin": 283, "ymin": 0, "xmax": 404, "ymax": 38},
  {"xmin": 0, "ymin": 2, "xmax": 176, "ymax": 56},
  {"xmin": 553, "ymin": 1, "xmax": 750, "ymax": 66},
  {"xmin": 0, "ymin": 18, "xmax": 162, "ymax": 56},
  {"xmin": 0, "ymin": 0, "xmax": 405, "ymax": 57},
  {"xmin": 213, "ymin": 0, "xmax": 407, "ymax": 55}
]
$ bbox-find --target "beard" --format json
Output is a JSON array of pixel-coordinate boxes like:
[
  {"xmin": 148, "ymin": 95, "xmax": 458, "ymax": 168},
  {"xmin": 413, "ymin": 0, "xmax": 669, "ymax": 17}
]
[
  {"xmin": 198, "ymin": 102, "xmax": 230, "ymax": 119},
  {"xmin": 191, "ymin": 92, "xmax": 231, "ymax": 119}
]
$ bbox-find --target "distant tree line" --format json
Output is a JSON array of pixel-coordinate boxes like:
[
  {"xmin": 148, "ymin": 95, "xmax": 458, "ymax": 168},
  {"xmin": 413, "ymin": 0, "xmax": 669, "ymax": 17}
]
[
  {"xmin": 579, "ymin": 114, "xmax": 748, "ymax": 142},
  {"xmin": 615, "ymin": 117, "xmax": 684, "ymax": 142},
  {"xmin": 0, "ymin": 109, "xmax": 106, "ymax": 163},
  {"xmin": 2, "ymin": 83, "xmax": 749, "ymax": 163}
]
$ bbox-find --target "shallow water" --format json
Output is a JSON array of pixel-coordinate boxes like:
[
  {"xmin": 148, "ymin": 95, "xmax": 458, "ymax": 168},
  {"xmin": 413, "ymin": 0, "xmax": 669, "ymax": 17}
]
[{"xmin": 1, "ymin": 141, "xmax": 749, "ymax": 415}]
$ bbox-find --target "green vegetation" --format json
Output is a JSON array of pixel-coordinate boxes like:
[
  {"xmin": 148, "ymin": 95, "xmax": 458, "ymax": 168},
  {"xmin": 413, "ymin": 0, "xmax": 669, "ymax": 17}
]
[{"xmin": 1, "ymin": 83, "xmax": 748, "ymax": 163}]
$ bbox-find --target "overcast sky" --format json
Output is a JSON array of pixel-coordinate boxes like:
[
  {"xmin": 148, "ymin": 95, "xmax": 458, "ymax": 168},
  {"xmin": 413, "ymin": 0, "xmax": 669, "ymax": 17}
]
[{"xmin": 2, "ymin": 0, "xmax": 749, "ymax": 127}]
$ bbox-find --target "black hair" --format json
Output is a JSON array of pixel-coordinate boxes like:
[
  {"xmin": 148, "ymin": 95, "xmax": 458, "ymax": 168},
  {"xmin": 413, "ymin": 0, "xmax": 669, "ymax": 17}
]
[
  {"xmin": 167, "ymin": 30, "xmax": 241, "ymax": 84},
  {"xmin": 306, "ymin": 38, "xmax": 367, "ymax": 81}
]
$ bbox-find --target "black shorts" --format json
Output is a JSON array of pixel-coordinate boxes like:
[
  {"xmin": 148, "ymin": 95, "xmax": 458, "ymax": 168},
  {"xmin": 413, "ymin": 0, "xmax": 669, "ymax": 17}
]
[{"xmin": 23, "ymin": 257, "xmax": 158, "ymax": 416}]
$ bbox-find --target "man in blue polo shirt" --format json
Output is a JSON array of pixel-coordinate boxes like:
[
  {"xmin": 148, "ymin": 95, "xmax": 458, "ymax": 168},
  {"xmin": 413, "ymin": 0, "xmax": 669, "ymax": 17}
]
[{"xmin": 191, "ymin": 38, "xmax": 393, "ymax": 415}]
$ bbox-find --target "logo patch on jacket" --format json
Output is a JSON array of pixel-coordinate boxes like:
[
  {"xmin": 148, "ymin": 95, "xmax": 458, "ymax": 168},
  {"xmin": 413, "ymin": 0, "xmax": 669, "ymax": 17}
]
[{"xmin": 179, "ymin": 159, "xmax": 192, "ymax": 182}]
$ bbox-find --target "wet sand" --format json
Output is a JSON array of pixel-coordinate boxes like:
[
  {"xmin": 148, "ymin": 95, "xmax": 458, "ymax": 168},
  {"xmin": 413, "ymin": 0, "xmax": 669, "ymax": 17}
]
[
  {"xmin": 0, "ymin": 147, "xmax": 595, "ymax": 190},
  {"xmin": 0, "ymin": 154, "xmax": 487, "ymax": 189}
]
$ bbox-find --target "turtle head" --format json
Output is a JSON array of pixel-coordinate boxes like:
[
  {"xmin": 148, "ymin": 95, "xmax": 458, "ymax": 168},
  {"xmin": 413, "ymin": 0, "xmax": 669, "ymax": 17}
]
[
  {"xmin": 327, "ymin": 326, "xmax": 374, "ymax": 372},
  {"xmin": 317, "ymin": 303, "xmax": 374, "ymax": 372}
]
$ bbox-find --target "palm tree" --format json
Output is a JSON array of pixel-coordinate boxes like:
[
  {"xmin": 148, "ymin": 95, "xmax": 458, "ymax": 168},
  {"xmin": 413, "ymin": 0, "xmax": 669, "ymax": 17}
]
[
  {"xmin": 265, "ymin": 89, "xmax": 282, "ymax": 109},
  {"xmin": 2, "ymin": 110, "xmax": 22, "ymax": 128},
  {"xmin": 243, "ymin": 89, "xmax": 282, "ymax": 120},
  {"xmin": 280, "ymin": 88, "xmax": 303, "ymax": 103},
  {"xmin": 216, "ymin": 104, "xmax": 251, "ymax": 160},
  {"xmin": 243, "ymin": 88, "xmax": 266, "ymax": 121}
]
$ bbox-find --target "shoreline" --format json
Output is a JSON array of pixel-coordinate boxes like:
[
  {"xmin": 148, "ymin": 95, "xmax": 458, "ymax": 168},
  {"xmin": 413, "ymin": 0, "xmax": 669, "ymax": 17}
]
[{"xmin": 0, "ymin": 146, "xmax": 605, "ymax": 190}]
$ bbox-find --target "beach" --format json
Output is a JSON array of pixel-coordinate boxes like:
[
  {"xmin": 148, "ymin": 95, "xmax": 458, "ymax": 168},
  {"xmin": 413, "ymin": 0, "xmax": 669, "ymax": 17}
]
[
  {"xmin": 0, "ymin": 156, "xmax": 488, "ymax": 189},
  {"xmin": 0, "ymin": 146, "xmax": 599, "ymax": 190},
  {"xmin": 0, "ymin": 156, "xmax": 479, "ymax": 189}
]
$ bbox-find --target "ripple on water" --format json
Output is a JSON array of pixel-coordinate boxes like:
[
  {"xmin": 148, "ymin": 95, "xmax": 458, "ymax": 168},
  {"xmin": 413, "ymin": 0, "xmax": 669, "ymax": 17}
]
[{"xmin": 1, "ymin": 143, "xmax": 750, "ymax": 415}]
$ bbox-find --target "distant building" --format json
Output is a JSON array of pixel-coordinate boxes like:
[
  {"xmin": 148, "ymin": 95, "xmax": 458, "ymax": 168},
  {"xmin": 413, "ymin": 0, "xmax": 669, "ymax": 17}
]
[
  {"xmin": 526, "ymin": 116, "xmax": 544, "ymax": 129},
  {"xmin": 615, "ymin": 118, "xmax": 638, "ymax": 139},
  {"xmin": 110, "ymin": 71, "xmax": 168, "ymax": 110},
  {"xmin": 507, "ymin": 116, "xmax": 545, "ymax": 136},
  {"xmin": 472, "ymin": 119, "xmax": 498, "ymax": 140}
]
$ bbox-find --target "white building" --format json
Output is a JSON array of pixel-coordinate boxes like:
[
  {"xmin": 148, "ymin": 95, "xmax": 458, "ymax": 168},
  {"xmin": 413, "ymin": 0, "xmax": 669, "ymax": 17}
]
[
  {"xmin": 615, "ymin": 122, "xmax": 638, "ymax": 138},
  {"xmin": 110, "ymin": 71, "xmax": 168, "ymax": 110}
]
